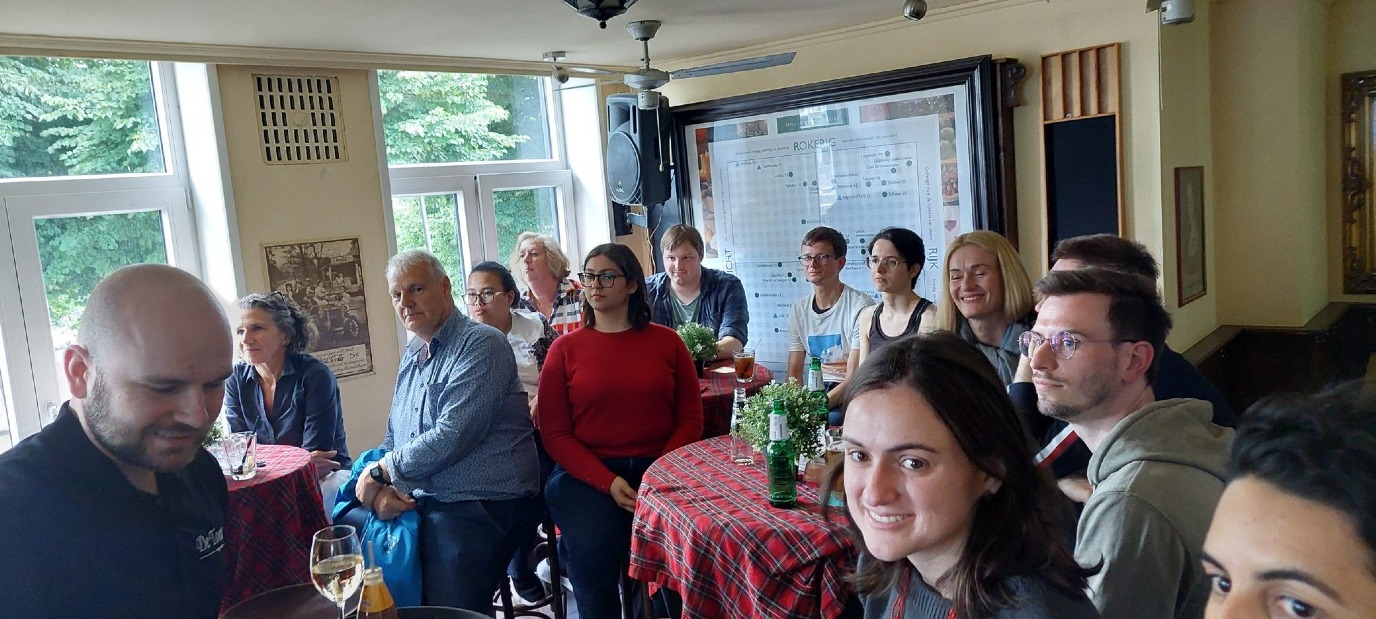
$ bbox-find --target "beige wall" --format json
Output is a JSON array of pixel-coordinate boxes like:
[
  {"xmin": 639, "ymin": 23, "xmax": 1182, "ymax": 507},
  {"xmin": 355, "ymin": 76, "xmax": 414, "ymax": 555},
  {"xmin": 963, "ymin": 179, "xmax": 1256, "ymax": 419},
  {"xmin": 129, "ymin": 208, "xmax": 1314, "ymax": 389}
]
[
  {"xmin": 1211, "ymin": 0, "xmax": 1330, "ymax": 328},
  {"xmin": 1159, "ymin": 0, "xmax": 1217, "ymax": 346},
  {"xmin": 659, "ymin": 0, "xmax": 1178, "ymax": 341},
  {"xmin": 1329, "ymin": 0, "xmax": 1376, "ymax": 302},
  {"xmin": 217, "ymin": 65, "xmax": 400, "ymax": 454}
]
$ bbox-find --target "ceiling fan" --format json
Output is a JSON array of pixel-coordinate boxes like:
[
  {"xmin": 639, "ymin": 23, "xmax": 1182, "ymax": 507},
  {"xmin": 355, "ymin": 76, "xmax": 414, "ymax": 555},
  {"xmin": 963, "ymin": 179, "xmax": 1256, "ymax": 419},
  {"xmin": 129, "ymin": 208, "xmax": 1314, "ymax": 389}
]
[{"xmin": 550, "ymin": 19, "xmax": 796, "ymax": 109}]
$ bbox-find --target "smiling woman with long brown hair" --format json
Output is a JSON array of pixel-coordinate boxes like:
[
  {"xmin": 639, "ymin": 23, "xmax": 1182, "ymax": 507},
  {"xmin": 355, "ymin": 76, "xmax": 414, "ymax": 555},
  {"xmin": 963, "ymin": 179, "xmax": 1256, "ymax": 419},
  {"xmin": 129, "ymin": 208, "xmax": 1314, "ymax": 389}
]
[{"xmin": 825, "ymin": 332, "xmax": 1097, "ymax": 619}]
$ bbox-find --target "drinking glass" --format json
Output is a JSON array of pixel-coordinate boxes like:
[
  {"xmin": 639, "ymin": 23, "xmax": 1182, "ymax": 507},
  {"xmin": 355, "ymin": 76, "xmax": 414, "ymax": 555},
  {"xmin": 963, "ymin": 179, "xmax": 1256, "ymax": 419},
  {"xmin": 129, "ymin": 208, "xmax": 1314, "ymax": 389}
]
[
  {"xmin": 224, "ymin": 431, "xmax": 257, "ymax": 481},
  {"xmin": 310, "ymin": 525, "xmax": 364, "ymax": 619},
  {"xmin": 733, "ymin": 348, "xmax": 756, "ymax": 384},
  {"xmin": 823, "ymin": 427, "xmax": 846, "ymax": 507}
]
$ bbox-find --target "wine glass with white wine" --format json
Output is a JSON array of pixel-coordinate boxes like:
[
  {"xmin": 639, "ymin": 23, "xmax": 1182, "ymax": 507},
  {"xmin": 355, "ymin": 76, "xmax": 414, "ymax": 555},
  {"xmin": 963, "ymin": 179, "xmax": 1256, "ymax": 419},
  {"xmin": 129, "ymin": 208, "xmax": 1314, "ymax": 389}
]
[{"xmin": 309, "ymin": 524, "xmax": 364, "ymax": 619}]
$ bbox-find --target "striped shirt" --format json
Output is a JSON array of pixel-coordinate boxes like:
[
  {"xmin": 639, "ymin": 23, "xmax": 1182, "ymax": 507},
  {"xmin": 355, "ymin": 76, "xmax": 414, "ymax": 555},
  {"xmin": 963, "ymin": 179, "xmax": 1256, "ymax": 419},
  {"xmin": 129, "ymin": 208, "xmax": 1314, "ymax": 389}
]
[
  {"xmin": 381, "ymin": 309, "xmax": 540, "ymax": 503},
  {"xmin": 517, "ymin": 277, "xmax": 584, "ymax": 336}
]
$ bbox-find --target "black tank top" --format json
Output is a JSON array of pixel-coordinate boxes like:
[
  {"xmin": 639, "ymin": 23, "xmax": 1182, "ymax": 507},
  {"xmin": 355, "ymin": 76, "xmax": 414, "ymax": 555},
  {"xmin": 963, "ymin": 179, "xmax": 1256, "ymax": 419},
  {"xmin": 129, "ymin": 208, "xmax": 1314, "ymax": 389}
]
[{"xmin": 869, "ymin": 298, "xmax": 933, "ymax": 353}]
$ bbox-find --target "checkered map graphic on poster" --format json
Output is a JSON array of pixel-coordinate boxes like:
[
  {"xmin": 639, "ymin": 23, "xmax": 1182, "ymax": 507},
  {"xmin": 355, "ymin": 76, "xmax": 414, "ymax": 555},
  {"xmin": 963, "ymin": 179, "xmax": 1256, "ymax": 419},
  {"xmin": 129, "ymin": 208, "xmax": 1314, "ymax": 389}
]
[{"xmin": 686, "ymin": 86, "xmax": 977, "ymax": 366}]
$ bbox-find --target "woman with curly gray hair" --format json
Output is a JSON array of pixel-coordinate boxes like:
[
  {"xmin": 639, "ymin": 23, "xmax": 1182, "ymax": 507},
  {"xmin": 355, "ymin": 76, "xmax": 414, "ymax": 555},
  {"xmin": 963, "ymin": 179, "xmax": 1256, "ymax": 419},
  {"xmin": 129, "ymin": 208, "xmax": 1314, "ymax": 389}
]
[{"xmin": 224, "ymin": 291, "xmax": 351, "ymax": 477}]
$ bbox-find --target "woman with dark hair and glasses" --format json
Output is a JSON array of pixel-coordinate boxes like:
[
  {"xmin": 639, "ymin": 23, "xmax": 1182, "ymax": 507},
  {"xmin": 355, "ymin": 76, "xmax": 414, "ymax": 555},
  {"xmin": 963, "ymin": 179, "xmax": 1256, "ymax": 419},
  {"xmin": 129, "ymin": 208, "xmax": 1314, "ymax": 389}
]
[
  {"xmin": 224, "ymin": 292, "xmax": 350, "ymax": 475},
  {"xmin": 465, "ymin": 260, "xmax": 560, "ymax": 604},
  {"xmin": 850, "ymin": 227, "xmax": 938, "ymax": 372},
  {"xmin": 538, "ymin": 243, "xmax": 703, "ymax": 618},
  {"xmin": 824, "ymin": 331, "xmax": 1097, "ymax": 618}
]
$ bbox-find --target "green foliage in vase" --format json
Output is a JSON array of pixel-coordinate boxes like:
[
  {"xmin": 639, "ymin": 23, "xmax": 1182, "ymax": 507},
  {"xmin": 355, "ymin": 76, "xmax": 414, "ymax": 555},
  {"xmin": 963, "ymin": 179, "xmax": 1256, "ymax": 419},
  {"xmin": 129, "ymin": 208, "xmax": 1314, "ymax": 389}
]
[
  {"xmin": 738, "ymin": 380, "xmax": 828, "ymax": 459},
  {"xmin": 675, "ymin": 321, "xmax": 718, "ymax": 361},
  {"xmin": 202, "ymin": 418, "xmax": 226, "ymax": 447}
]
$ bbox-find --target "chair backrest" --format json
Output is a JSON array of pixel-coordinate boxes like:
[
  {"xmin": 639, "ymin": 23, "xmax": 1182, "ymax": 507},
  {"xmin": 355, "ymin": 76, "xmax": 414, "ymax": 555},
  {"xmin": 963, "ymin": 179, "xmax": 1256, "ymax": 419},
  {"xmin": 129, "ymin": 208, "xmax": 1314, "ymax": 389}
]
[{"xmin": 397, "ymin": 607, "xmax": 489, "ymax": 619}]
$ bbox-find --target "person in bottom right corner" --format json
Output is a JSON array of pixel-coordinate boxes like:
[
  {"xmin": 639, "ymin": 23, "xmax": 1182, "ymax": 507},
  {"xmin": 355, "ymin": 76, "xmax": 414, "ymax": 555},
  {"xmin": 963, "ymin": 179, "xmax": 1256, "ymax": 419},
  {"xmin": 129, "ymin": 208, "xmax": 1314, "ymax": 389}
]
[
  {"xmin": 1201, "ymin": 383, "xmax": 1376, "ymax": 619},
  {"xmin": 825, "ymin": 331, "xmax": 1099, "ymax": 618}
]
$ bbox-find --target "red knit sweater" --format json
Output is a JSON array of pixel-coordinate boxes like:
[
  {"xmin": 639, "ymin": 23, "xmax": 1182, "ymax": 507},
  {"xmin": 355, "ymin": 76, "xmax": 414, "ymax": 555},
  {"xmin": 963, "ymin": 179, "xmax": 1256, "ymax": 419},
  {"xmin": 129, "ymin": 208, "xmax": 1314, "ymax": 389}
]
[{"xmin": 538, "ymin": 323, "xmax": 704, "ymax": 493}]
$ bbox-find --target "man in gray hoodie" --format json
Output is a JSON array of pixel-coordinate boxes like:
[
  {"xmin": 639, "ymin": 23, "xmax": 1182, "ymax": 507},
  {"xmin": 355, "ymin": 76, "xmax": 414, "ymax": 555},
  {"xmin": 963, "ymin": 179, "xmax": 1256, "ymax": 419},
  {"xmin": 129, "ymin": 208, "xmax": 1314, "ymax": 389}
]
[{"xmin": 1023, "ymin": 268, "xmax": 1232, "ymax": 619}]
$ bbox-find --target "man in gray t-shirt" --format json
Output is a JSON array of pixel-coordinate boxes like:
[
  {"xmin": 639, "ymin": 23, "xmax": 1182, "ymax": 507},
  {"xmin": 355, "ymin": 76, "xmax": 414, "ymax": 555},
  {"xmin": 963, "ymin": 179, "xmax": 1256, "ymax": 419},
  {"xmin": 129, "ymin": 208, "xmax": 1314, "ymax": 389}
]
[{"xmin": 786, "ymin": 227, "xmax": 874, "ymax": 417}]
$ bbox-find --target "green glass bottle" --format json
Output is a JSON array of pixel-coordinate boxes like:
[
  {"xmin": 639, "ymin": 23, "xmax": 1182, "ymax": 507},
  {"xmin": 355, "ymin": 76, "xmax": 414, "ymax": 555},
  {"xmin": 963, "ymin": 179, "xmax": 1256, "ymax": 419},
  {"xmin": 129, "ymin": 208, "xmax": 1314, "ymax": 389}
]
[
  {"xmin": 765, "ymin": 398, "xmax": 798, "ymax": 508},
  {"xmin": 807, "ymin": 355, "xmax": 829, "ymax": 419}
]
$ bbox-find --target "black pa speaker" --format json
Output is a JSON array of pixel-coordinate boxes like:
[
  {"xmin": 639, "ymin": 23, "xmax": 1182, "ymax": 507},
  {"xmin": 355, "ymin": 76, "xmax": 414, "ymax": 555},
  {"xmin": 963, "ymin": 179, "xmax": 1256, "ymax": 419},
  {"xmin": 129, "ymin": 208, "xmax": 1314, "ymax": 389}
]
[{"xmin": 606, "ymin": 93, "xmax": 672, "ymax": 210}]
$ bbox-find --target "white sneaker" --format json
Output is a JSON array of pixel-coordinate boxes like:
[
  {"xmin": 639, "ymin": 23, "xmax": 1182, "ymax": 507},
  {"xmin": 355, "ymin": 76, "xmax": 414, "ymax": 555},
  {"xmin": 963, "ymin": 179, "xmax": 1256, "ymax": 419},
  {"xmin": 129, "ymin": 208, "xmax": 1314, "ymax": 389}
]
[{"xmin": 536, "ymin": 557, "xmax": 579, "ymax": 619}]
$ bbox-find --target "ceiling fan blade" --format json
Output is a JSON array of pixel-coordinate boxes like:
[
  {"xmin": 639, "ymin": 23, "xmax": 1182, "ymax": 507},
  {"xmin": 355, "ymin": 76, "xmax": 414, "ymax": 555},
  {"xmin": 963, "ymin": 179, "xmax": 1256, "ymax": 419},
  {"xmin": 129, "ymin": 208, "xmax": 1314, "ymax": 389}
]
[
  {"xmin": 561, "ymin": 65, "xmax": 625, "ymax": 77},
  {"xmin": 669, "ymin": 52, "xmax": 796, "ymax": 80},
  {"xmin": 555, "ymin": 77, "xmax": 624, "ymax": 92}
]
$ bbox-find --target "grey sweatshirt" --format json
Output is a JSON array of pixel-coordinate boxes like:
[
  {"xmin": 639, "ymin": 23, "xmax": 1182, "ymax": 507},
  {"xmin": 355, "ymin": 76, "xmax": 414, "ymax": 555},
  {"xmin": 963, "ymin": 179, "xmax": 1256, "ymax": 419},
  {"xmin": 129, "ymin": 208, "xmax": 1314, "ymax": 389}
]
[{"xmin": 1077, "ymin": 398, "xmax": 1233, "ymax": 619}]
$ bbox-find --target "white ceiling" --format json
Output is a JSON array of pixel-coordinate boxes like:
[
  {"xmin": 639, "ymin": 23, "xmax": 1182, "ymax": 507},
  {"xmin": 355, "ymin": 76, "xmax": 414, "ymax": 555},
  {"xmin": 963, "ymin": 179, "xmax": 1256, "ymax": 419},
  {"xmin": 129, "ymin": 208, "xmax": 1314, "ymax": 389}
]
[{"xmin": 0, "ymin": 0, "xmax": 984, "ymax": 71}]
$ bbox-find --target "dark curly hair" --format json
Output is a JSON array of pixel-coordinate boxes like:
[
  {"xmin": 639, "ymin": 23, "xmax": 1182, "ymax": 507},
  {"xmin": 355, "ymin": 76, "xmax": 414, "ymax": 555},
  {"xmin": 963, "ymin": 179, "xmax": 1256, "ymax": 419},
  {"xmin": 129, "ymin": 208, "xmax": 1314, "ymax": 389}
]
[
  {"xmin": 822, "ymin": 332, "xmax": 1091, "ymax": 617},
  {"xmin": 237, "ymin": 291, "xmax": 315, "ymax": 354},
  {"xmin": 1231, "ymin": 382, "xmax": 1376, "ymax": 575}
]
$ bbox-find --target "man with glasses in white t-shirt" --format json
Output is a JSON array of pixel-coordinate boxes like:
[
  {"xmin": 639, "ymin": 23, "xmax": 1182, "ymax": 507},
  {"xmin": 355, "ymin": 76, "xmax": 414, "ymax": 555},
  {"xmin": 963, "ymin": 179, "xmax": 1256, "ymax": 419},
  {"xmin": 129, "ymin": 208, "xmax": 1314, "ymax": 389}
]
[{"xmin": 785, "ymin": 226, "xmax": 874, "ymax": 425}]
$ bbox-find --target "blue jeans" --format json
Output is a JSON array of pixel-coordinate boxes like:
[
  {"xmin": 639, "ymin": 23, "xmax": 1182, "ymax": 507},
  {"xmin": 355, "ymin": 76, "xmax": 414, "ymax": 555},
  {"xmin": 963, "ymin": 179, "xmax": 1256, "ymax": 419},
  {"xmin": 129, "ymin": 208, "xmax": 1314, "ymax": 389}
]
[
  {"xmin": 419, "ymin": 495, "xmax": 537, "ymax": 614},
  {"xmin": 826, "ymin": 380, "xmax": 844, "ymax": 426},
  {"xmin": 507, "ymin": 435, "xmax": 556, "ymax": 588},
  {"xmin": 546, "ymin": 458, "xmax": 654, "ymax": 619}
]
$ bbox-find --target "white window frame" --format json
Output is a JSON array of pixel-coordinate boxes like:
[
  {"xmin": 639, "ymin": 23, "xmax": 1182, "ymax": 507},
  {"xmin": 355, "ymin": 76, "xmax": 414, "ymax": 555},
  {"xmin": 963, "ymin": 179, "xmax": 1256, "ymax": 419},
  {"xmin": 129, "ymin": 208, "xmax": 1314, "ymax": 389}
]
[
  {"xmin": 0, "ymin": 60, "xmax": 198, "ymax": 445},
  {"xmin": 380, "ymin": 72, "xmax": 580, "ymax": 278}
]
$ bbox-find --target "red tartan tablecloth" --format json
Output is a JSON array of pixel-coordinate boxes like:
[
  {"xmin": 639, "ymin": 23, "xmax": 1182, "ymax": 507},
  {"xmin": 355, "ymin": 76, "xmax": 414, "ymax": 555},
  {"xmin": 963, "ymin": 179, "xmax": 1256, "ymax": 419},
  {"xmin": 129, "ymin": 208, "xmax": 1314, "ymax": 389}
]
[
  {"xmin": 699, "ymin": 361, "xmax": 773, "ymax": 440},
  {"xmin": 630, "ymin": 436, "xmax": 855, "ymax": 619},
  {"xmin": 220, "ymin": 444, "xmax": 331, "ymax": 612}
]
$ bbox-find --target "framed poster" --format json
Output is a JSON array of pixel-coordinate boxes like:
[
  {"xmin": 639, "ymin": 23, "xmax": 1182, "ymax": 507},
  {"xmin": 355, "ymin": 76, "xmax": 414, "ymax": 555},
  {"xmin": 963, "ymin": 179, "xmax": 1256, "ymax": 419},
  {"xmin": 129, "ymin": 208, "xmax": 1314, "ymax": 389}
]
[
  {"xmin": 262, "ymin": 237, "xmax": 374, "ymax": 378},
  {"xmin": 670, "ymin": 55, "xmax": 1022, "ymax": 364},
  {"xmin": 1174, "ymin": 166, "xmax": 1206, "ymax": 306}
]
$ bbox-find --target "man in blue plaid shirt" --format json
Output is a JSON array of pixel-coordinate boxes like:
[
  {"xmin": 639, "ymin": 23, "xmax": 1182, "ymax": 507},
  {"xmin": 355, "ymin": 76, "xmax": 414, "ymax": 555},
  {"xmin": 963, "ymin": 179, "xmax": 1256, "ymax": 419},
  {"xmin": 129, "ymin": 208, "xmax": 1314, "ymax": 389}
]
[{"xmin": 354, "ymin": 249, "xmax": 540, "ymax": 612}]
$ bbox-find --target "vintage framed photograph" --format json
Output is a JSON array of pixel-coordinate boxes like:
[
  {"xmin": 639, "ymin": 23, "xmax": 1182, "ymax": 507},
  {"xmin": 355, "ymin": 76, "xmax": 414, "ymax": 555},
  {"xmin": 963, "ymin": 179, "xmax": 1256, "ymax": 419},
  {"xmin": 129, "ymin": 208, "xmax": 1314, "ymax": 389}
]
[
  {"xmin": 1174, "ymin": 166, "xmax": 1206, "ymax": 306},
  {"xmin": 262, "ymin": 237, "xmax": 374, "ymax": 378}
]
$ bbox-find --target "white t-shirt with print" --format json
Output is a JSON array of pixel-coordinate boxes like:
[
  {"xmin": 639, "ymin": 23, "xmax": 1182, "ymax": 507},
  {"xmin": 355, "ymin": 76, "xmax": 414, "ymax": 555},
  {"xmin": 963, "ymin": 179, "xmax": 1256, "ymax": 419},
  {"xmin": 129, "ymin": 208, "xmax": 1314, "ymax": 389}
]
[{"xmin": 787, "ymin": 284, "xmax": 875, "ymax": 383}]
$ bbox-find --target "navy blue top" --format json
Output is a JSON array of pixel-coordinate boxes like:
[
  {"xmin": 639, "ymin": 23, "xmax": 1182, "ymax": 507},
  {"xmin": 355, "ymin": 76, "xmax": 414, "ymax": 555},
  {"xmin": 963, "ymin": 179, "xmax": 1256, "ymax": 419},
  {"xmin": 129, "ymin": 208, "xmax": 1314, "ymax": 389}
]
[
  {"xmin": 224, "ymin": 352, "xmax": 351, "ymax": 468},
  {"xmin": 0, "ymin": 405, "xmax": 227, "ymax": 618},
  {"xmin": 1011, "ymin": 344, "xmax": 1236, "ymax": 478},
  {"xmin": 646, "ymin": 266, "xmax": 750, "ymax": 345}
]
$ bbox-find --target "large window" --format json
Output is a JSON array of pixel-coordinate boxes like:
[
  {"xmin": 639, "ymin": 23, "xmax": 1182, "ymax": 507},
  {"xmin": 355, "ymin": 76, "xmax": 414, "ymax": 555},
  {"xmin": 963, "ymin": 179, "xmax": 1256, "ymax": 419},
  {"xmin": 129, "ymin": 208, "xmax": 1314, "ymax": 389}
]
[
  {"xmin": 380, "ymin": 70, "xmax": 574, "ymax": 300},
  {"xmin": 0, "ymin": 56, "xmax": 194, "ymax": 452},
  {"xmin": 0, "ymin": 57, "xmax": 169, "ymax": 179}
]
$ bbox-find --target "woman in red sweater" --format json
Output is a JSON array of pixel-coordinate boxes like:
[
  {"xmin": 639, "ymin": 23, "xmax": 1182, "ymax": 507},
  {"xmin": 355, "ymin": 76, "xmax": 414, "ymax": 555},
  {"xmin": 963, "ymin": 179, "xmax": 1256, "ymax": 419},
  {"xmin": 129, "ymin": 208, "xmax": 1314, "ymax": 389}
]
[{"xmin": 539, "ymin": 243, "xmax": 703, "ymax": 618}]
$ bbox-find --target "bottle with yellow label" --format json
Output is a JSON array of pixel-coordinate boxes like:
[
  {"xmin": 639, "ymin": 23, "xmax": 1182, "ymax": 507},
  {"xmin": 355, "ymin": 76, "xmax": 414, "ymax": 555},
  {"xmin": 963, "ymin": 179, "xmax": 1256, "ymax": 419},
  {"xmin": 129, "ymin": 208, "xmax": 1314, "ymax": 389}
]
[{"xmin": 358, "ymin": 566, "xmax": 398, "ymax": 619}]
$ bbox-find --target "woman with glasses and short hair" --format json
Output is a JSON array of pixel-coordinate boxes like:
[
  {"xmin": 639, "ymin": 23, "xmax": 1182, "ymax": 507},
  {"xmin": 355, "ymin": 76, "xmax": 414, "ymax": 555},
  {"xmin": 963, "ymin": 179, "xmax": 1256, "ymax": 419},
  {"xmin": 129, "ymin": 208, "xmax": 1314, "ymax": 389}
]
[
  {"xmin": 850, "ymin": 227, "xmax": 938, "ymax": 372},
  {"xmin": 538, "ymin": 243, "xmax": 704, "ymax": 618}
]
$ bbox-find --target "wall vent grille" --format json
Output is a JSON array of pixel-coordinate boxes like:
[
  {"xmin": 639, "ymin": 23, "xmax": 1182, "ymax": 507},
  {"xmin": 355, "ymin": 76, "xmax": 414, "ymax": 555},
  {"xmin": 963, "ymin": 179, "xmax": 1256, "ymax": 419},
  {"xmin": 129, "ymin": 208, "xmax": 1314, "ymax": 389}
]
[{"xmin": 253, "ymin": 74, "xmax": 347, "ymax": 164}]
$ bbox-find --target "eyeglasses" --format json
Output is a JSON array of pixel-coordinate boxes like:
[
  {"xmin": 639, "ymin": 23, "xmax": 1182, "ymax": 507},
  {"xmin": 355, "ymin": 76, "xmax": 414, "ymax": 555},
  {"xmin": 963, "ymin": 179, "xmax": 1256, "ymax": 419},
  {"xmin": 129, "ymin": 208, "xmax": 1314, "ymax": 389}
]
[
  {"xmin": 865, "ymin": 256, "xmax": 908, "ymax": 270},
  {"xmin": 577, "ymin": 272, "xmax": 626, "ymax": 288},
  {"xmin": 798, "ymin": 254, "xmax": 836, "ymax": 266},
  {"xmin": 462, "ymin": 290, "xmax": 501, "ymax": 306},
  {"xmin": 1018, "ymin": 330, "xmax": 1140, "ymax": 360}
]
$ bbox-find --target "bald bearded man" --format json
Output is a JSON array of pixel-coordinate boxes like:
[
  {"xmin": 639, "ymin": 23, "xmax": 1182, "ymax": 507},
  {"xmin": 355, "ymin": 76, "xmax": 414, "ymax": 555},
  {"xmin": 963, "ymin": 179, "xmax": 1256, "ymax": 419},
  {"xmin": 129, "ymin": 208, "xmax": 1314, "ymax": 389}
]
[{"xmin": 0, "ymin": 264, "xmax": 234, "ymax": 618}]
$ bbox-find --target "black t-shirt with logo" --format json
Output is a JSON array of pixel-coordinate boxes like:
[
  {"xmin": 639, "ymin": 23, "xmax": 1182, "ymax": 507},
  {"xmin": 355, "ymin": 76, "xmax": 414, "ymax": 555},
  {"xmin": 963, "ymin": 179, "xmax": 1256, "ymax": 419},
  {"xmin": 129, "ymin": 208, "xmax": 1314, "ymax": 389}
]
[{"xmin": 0, "ymin": 404, "xmax": 228, "ymax": 618}]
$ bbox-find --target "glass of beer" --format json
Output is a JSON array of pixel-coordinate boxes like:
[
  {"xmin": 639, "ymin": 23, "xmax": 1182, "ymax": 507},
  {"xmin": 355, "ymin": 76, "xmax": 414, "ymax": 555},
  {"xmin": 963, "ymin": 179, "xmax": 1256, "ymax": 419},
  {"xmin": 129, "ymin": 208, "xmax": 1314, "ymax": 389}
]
[
  {"xmin": 824, "ymin": 427, "xmax": 845, "ymax": 507},
  {"xmin": 733, "ymin": 348, "xmax": 756, "ymax": 383}
]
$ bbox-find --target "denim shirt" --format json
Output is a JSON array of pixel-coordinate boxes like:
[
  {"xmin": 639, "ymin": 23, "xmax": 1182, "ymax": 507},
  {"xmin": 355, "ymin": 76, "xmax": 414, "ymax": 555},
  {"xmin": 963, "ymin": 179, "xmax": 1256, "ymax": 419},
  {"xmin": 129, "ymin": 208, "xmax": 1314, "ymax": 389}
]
[
  {"xmin": 381, "ymin": 310, "xmax": 540, "ymax": 503},
  {"xmin": 645, "ymin": 267, "xmax": 749, "ymax": 344},
  {"xmin": 224, "ymin": 352, "xmax": 351, "ymax": 467}
]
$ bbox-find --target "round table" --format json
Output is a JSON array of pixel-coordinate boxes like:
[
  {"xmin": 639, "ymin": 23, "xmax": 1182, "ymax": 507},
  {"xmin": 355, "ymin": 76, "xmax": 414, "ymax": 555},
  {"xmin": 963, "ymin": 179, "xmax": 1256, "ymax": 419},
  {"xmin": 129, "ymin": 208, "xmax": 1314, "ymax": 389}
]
[
  {"xmin": 629, "ymin": 436, "xmax": 854, "ymax": 618},
  {"xmin": 220, "ymin": 583, "xmax": 358, "ymax": 619},
  {"xmin": 221, "ymin": 444, "xmax": 332, "ymax": 612},
  {"xmin": 698, "ymin": 360, "xmax": 773, "ymax": 440}
]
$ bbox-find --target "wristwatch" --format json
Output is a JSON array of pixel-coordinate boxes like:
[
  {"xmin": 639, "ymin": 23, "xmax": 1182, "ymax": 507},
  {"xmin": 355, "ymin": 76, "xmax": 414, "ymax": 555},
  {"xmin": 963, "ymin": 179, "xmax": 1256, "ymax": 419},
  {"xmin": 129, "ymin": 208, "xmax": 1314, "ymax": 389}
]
[{"xmin": 369, "ymin": 463, "xmax": 392, "ymax": 486}]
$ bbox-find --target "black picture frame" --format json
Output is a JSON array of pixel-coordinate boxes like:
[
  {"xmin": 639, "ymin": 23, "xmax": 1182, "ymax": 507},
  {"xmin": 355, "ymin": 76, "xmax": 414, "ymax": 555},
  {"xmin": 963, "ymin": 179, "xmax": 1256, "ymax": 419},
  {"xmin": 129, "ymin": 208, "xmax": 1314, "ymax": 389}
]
[{"xmin": 667, "ymin": 55, "xmax": 1023, "ymax": 245}]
